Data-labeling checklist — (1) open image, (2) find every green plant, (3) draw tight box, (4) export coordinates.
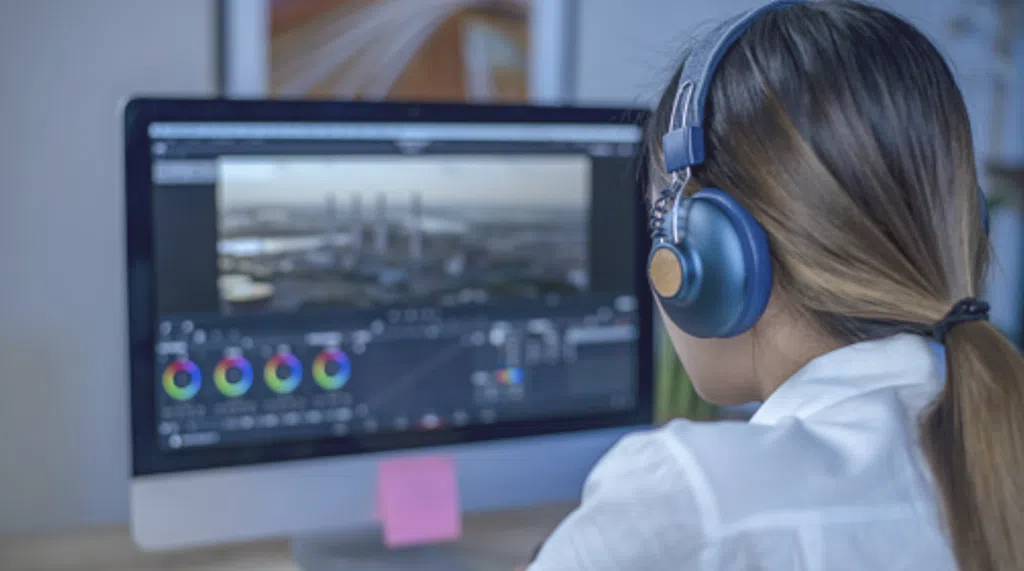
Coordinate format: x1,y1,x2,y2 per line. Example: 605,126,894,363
654,321,717,423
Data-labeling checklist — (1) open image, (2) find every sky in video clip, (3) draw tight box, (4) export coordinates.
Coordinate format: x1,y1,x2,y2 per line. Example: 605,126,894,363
215,154,592,314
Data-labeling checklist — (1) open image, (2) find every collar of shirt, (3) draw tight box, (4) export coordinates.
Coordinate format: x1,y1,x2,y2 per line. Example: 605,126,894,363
749,333,946,427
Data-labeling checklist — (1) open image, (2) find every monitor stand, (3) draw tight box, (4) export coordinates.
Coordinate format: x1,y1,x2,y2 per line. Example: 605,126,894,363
290,530,477,571
290,504,569,570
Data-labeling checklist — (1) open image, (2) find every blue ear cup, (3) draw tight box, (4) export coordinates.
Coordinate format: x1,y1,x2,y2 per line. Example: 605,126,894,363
650,188,773,338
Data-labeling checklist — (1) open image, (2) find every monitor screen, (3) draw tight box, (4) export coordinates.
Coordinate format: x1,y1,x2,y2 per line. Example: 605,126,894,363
127,102,652,475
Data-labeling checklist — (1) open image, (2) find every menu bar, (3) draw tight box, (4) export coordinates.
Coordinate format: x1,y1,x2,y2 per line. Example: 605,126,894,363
149,122,643,143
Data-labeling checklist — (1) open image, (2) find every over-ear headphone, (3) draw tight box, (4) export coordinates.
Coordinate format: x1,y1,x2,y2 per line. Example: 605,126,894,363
647,0,990,339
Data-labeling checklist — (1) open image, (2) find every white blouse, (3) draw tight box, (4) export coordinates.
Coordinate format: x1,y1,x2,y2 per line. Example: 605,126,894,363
527,334,958,570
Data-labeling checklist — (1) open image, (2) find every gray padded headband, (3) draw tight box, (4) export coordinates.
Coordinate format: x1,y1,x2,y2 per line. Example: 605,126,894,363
662,0,803,173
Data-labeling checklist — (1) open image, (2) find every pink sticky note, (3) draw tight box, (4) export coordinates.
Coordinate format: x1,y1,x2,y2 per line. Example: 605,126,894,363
376,455,462,548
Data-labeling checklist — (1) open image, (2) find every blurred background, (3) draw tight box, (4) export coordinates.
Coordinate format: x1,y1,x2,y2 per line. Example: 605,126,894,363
0,0,1020,538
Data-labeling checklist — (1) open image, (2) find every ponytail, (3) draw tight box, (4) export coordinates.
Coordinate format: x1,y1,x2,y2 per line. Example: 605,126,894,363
921,321,1024,570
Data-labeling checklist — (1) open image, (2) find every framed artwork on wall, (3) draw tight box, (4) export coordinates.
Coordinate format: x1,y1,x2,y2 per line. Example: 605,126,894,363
218,0,576,103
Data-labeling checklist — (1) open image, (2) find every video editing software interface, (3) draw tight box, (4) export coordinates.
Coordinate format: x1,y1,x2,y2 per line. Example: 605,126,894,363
148,120,643,452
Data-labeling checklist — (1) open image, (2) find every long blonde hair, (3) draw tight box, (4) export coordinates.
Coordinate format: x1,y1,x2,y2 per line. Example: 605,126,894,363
643,2,1024,569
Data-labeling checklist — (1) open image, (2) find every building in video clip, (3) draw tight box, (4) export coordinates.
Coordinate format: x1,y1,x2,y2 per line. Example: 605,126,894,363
215,155,592,314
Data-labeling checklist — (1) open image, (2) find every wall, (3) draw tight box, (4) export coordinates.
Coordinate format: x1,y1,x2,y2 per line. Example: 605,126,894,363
574,0,765,107
0,0,216,535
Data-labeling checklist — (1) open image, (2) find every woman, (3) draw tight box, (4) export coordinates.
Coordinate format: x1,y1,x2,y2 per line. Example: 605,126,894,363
523,1,1024,569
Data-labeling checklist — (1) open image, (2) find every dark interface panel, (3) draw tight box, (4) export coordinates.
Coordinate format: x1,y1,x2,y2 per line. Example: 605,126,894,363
148,121,643,451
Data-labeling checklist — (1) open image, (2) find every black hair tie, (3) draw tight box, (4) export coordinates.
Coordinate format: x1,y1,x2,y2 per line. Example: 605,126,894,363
932,298,990,344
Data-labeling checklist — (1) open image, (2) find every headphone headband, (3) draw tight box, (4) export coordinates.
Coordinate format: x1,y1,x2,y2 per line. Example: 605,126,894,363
662,0,803,173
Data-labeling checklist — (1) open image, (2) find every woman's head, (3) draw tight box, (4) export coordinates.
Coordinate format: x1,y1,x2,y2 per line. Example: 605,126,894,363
647,0,989,398
644,1,1024,569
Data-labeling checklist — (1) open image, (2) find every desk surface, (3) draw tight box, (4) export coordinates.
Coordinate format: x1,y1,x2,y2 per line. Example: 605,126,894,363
0,504,572,571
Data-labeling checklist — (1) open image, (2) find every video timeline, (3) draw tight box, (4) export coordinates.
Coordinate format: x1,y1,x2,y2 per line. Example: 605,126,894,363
155,294,640,450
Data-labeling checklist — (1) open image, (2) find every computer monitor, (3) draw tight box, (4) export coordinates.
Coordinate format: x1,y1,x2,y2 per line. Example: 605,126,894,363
123,99,653,552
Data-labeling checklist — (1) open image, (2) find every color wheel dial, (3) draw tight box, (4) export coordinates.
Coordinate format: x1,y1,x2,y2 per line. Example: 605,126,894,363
214,355,253,397
264,353,302,394
162,358,201,401
496,367,524,385
313,348,351,390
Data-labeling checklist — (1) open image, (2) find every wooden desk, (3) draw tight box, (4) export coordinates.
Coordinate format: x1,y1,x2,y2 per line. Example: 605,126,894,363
0,504,572,571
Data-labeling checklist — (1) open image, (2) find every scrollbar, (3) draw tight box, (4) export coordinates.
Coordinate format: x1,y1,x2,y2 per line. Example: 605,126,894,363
564,324,638,345
167,431,221,449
